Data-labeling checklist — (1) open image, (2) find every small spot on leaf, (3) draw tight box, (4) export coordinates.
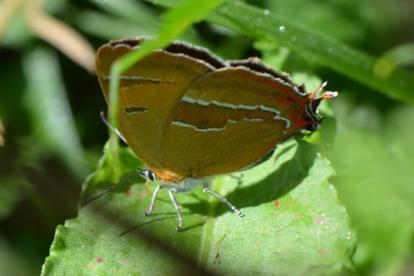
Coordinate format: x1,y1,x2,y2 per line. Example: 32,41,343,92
139,189,150,198
125,188,133,197
318,248,327,255
294,212,302,218
96,257,104,263
315,215,325,225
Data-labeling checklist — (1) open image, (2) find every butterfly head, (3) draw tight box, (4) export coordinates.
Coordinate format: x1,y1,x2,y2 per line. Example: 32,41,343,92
138,169,157,181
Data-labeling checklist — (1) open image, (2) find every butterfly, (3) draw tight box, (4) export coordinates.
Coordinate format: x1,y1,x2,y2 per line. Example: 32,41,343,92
95,38,337,230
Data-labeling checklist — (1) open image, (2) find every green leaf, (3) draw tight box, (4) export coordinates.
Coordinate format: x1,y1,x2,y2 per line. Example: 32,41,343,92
23,47,89,179
0,236,35,276
264,0,370,43
80,0,159,39
327,98,414,275
89,0,158,26
75,10,209,49
374,43,414,79
75,10,158,39
42,140,355,275
148,0,414,104
0,176,29,219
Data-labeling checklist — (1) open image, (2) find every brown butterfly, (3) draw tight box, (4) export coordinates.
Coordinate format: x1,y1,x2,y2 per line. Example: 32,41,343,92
95,38,337,230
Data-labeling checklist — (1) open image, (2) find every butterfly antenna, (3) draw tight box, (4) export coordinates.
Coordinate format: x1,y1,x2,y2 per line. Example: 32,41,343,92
100,111,128,144
308,81,328,100
319,91,338,99
80,173,136,207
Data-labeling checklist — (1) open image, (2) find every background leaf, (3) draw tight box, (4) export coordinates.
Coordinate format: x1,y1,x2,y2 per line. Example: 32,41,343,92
23,47,89,179
326,97,414,275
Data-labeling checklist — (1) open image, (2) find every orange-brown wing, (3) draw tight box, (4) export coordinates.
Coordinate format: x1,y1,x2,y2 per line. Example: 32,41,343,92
162,65,313,178
96,39,225,174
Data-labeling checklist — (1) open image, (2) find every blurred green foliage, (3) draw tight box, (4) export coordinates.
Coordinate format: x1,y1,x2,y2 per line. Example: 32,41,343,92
0,0,414,275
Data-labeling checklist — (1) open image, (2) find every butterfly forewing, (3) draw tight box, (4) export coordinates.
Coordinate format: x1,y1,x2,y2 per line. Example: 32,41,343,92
96,41,216,172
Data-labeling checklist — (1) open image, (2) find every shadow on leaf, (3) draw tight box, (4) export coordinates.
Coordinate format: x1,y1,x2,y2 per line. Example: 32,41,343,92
185,140,317,217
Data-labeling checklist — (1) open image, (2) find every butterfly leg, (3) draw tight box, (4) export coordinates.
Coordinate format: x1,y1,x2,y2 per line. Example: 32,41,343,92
145,185,166,216
202,187,244,217
168,189,183,231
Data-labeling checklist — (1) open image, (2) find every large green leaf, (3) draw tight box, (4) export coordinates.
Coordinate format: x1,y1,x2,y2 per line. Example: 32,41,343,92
42,140,355,275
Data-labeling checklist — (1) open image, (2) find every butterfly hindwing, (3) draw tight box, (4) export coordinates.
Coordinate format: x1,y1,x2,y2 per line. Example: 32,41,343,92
163,66,311,178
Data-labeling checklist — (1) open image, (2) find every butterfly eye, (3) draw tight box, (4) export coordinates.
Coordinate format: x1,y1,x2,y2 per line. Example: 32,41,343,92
138,169,157,181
